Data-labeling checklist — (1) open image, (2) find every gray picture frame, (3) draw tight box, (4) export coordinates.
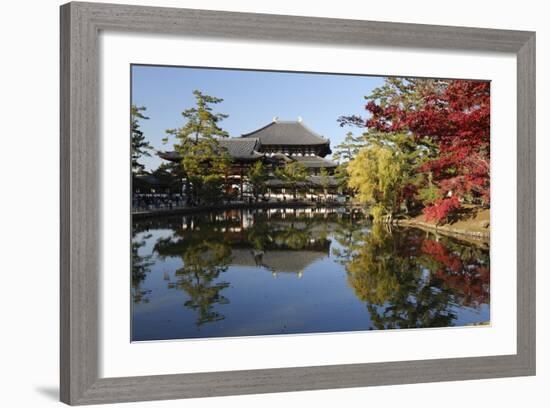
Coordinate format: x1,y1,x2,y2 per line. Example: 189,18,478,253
60,1,536,405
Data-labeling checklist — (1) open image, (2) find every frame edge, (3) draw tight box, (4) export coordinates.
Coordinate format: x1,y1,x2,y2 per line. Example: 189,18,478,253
60,1,537,404
516,32,536,376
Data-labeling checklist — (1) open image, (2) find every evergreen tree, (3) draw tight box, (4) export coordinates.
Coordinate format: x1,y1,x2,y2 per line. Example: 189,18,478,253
333,131,364,163
173,90,229,142
318,167,331,200
166,90,231,205
131,105,153,174
247,161,269,202
275,161,308,200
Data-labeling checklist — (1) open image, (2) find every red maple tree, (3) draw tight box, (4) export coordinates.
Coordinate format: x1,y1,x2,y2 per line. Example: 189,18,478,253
360,79,491,222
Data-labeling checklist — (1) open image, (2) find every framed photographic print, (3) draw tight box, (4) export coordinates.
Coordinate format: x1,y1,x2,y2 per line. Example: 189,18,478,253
60,1,536,405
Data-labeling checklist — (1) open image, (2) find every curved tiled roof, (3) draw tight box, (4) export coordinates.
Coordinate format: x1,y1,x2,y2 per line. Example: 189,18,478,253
293,155,337,168
218,138,263,160
158,137,264,162
241,120,329,146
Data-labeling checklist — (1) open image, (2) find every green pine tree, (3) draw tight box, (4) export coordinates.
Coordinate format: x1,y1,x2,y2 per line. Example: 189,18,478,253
165,90,231,205
247,161,269,202
131,105,153,174
276,161,308,200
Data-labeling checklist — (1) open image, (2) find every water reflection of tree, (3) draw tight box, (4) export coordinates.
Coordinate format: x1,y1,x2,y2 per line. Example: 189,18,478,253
330,216,368,261
275,224,312,250
151,209,341,325
419,238,490,308
335,223,490,329
245,221,272,251
131,234,153,303
156,237,232,328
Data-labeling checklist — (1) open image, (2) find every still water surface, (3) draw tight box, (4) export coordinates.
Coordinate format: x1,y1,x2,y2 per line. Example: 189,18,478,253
132,207,490,341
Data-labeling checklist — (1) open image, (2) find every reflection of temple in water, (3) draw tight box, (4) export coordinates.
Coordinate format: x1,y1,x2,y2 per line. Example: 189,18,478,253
242,208,337,278
178,207,355,230
149,207,350,279
230,246,329,279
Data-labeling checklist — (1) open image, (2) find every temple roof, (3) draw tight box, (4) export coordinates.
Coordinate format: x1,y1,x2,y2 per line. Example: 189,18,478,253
158,138,264,162
293,155,338,168
241,120,330,146
218,138,264,160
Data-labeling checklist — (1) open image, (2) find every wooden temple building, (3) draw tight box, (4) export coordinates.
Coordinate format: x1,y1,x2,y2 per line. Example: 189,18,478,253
152,118,342,201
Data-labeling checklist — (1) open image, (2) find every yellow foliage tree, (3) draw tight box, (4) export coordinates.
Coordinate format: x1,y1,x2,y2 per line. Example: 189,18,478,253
347,145,406,221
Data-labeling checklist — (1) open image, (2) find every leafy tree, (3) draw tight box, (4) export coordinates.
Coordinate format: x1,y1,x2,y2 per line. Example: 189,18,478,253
409,80,491,214
338,77,447,130
275,161,308,200
417,171,440,206
346,145,407,221
146,162,183,195
339,77,490,223
331,132,367,193
338,79,442,218
181,138,231,204
131,105,153,174
318,167,331,200
333,132,364,163
165,90,231,205
333,162,350,192
150,162,176,181
170,90,229,142
247,161,269,202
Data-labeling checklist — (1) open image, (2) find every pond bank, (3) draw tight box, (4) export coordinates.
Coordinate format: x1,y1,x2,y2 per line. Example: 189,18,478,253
394,207,490,243
133,201,350,220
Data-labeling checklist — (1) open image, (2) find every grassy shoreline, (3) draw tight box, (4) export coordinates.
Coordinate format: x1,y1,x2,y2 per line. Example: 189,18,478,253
395,207,490,243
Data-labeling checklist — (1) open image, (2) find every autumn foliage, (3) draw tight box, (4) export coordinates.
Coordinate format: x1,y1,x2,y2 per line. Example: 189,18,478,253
423,196,460,223
341,78,490,223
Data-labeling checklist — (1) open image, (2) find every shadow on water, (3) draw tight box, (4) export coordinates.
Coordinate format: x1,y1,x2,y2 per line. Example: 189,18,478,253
131,207,490,340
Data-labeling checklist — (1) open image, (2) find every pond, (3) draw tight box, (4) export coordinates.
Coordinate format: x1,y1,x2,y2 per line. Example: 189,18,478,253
132,207,490,341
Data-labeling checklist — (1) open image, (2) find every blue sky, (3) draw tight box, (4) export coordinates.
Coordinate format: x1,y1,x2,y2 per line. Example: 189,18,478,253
131,65,384,170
